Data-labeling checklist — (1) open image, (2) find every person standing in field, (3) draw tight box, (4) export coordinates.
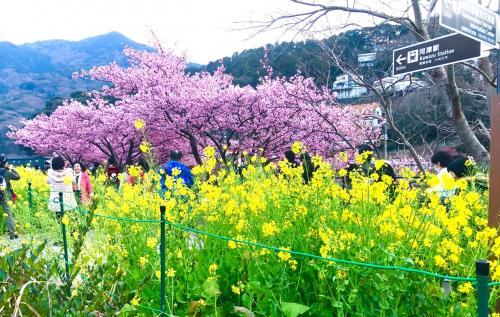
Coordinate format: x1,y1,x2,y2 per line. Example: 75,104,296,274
73,163,93,205
0,154,20,240
427,150,456,199
284,150,299,168
47,156,77,217
300,152,315,184
159,150,194,197
106,157,120,187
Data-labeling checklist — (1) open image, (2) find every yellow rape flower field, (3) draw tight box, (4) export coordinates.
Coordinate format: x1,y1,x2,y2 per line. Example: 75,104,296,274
0,149,499,316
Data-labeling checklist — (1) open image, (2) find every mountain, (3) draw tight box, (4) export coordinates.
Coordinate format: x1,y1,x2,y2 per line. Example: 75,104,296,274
1,25,410,156
0,32,151,156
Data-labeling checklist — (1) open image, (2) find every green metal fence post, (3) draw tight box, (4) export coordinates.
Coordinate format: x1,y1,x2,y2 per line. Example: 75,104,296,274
27,182,33,210
58,192,70,291
160,205,166,316
476,260,490,317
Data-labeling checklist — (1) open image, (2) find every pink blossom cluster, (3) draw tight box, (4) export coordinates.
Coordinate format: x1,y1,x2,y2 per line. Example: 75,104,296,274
8,47,379,166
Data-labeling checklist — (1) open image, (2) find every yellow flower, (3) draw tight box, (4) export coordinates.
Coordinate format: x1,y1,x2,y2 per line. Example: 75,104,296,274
288,259,298,270
204,146,216,158
134,119,145,130
458,282,473,295
61,215,70,226
337,270,348,280
171,167,181,177
71,289,78,297
434,255,446,268
278,248,291,261
167,268,176,278
338,152,348,163
139,256,148,268
209,263,218,275
262,221,279,237
128,165,140,178
155,271,161,279
442,173,456,190
146,237,157,249
231,285,241,295
355,151,372,164
338,169,347,177
131,296,140,306
139,141,150,153
24,223,31,229
374,160,385,170
291,141,304,154
228,240,237,249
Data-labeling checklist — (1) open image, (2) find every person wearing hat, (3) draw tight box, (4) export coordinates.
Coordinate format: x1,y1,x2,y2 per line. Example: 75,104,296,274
0,154,21,239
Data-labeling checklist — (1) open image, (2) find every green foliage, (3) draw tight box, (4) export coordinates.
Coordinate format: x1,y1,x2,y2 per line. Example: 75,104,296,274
204,24,409,87
281,302,310,317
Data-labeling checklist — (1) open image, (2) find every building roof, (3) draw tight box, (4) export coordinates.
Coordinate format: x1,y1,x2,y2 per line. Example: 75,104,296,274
344,102,380,114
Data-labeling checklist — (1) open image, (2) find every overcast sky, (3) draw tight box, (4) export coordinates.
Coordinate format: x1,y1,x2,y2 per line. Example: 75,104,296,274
0,0,307,63
2,1,498,63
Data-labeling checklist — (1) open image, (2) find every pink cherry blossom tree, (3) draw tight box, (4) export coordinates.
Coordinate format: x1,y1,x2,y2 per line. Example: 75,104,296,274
9,46,379,166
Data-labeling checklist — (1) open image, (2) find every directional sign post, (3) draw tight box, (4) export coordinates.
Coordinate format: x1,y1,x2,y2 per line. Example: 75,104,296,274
392,33,481,76
440,0,497,48
491,97,500,230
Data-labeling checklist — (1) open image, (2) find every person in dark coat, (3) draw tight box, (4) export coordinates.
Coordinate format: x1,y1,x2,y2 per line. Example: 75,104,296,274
284,150,299,168
0,154,21,239
300,153,315,184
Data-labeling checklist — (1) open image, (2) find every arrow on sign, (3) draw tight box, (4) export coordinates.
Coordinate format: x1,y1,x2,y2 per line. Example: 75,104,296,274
396,54,406,65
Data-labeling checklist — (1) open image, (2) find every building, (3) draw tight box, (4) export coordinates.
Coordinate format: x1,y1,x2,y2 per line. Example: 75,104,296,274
344,102,383,129
332,74,368,100
8,156,49,170
372,75,428,96
357,52,377,67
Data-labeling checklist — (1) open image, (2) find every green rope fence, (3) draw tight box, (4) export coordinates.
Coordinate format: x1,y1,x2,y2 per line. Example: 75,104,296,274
25,188,500,316
163,220,478,282
38,192,500,284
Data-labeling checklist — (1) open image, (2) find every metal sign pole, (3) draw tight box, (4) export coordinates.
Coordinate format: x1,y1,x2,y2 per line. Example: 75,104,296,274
490,4,500,230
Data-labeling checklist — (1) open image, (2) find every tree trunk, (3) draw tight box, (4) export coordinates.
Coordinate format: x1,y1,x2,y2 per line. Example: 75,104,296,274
411,0,489,164
446,65,490,164
180,129,203,165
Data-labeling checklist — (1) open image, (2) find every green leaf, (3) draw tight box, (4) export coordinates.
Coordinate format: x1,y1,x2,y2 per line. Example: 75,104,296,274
0,268,6,281
242,293,252,308
281,302,310,317
247,280,261,292
202,278,220,298
117,303,136,316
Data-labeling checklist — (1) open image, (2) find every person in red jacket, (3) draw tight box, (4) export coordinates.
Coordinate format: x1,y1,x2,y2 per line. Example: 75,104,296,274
73,163,93,205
